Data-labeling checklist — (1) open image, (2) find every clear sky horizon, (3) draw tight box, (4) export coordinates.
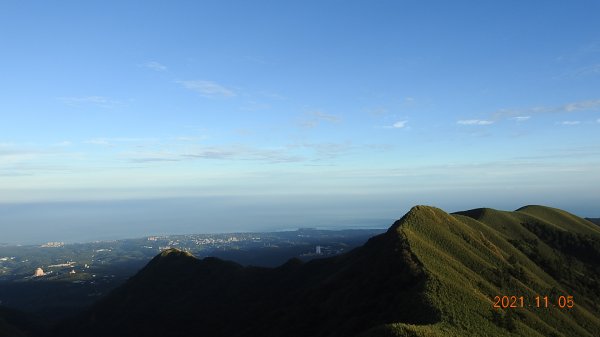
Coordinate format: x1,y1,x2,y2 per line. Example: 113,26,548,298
1,1,600,243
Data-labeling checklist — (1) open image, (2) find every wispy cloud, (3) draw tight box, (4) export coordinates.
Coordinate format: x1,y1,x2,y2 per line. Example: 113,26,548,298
597,118,600,124
84,137,158,147
313,111,340,123
258,90,286,100
512,116,531,122
367,107,388,116
122,141,367,165
563,99,600,112
559,120,581,125
176,80,235,98
490,99,600,120
121,144,304,164
85,139,112,146
0,143,79,177
392,120,408,128
382,120,409,129
184,146,302,163
174,136,206,142
513,145,600,160
556,41,600,63
124,151,180,163
57,96,123,108
292,142,355,160
568,64,600,78
240,100,271,111
457,119,494,125
300,111,341,128
142,61,167,71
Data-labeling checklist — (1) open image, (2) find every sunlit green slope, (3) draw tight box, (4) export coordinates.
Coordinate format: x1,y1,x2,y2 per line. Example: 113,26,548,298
367,205,600,337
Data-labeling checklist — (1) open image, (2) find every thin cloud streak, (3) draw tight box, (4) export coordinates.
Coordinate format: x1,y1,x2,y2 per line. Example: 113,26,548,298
300,111,341,128
490,99,600,120
123,141,381,165
457,119,494,125
142,61,167,71
177,80,236,98
84,137,159,146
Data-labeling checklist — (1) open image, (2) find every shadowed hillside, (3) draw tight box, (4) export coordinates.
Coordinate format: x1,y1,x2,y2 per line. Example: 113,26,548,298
50,205,600,337
0,306,44,337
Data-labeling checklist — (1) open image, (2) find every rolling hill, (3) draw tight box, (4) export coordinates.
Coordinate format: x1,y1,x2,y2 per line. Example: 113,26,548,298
50,205,600,337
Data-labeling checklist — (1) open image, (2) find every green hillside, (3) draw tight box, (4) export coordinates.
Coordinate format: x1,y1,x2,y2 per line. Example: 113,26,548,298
368,205,600,336
51,205,600,337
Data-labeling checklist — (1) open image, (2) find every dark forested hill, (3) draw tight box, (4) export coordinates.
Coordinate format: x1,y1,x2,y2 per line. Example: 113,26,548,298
50,205,600,337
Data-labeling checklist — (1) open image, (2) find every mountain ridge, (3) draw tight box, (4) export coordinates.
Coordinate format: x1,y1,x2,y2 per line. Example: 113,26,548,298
48,205,600,337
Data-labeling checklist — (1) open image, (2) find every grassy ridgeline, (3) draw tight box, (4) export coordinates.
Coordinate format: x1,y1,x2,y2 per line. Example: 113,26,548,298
370,205,600,337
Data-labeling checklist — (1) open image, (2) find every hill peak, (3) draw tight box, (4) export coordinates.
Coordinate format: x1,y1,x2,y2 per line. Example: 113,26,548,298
389,205,452,233
143,248,197,272
158,248,194,258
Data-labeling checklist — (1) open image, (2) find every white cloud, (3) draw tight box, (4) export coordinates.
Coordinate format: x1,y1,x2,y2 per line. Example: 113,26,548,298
392,121,408,128
597,118,600,124
560,121,581,125
512,116,530,122
177,80,235,98
457,119,494,125
142,61,167,71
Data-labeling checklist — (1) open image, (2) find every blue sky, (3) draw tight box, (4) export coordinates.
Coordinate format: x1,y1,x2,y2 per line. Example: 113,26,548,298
1,1,600,242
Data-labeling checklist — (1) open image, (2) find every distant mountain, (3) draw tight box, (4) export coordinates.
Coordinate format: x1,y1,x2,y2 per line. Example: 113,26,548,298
52,205,600,337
